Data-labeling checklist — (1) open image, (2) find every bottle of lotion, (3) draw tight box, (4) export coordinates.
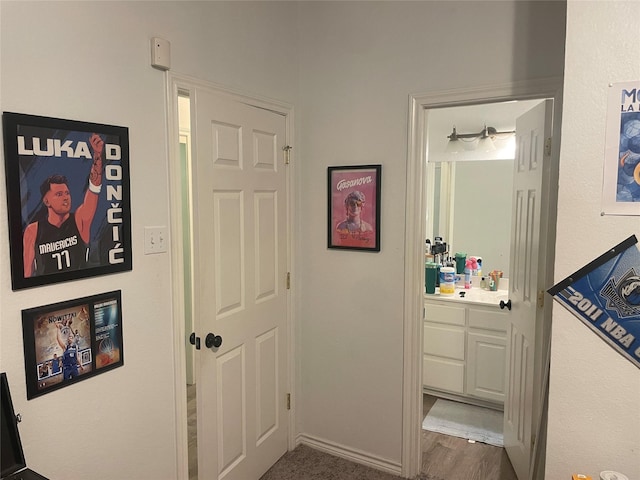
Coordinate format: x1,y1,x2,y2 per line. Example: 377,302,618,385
464,259,472,289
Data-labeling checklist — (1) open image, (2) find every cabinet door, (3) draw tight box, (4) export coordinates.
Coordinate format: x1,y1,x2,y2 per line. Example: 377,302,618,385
423,324,465,360
425,302,465,326
466,331,506,404
423,356,464,394
468,307,508,333
423,320,465,394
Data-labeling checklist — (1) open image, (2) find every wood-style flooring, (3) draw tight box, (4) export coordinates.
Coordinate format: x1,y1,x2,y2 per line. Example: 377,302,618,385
187,384,197,480
187,388,517,480
421,394,517,480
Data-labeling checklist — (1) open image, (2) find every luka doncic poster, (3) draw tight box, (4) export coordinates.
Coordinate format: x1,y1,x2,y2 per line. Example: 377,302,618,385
2,113,132,290
548,235,640,368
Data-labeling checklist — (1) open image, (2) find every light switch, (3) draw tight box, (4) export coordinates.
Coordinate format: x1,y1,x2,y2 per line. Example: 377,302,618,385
144,226,168,254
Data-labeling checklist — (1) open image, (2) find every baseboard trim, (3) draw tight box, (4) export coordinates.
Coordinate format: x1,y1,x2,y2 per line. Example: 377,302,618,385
295,433,403,477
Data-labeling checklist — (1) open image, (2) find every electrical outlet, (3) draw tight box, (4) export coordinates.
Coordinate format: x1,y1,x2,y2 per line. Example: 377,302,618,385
144,226,168,254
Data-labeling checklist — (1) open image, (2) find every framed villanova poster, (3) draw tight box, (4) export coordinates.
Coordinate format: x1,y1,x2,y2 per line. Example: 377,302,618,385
22,290,124,399
327,164,381,252
2,113,132,290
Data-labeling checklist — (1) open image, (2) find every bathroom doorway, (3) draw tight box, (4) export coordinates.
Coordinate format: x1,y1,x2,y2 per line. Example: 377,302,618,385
402,79,563,479
421,98,542,478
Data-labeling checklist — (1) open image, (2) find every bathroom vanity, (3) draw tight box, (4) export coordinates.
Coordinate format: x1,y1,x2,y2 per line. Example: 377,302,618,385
423,287,509,407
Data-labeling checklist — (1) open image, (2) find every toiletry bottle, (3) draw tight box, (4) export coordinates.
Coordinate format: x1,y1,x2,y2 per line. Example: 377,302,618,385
464,259,472,289
477,258,482,277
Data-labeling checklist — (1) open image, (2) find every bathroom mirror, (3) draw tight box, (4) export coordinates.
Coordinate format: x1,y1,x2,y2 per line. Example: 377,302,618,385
425,159,513,275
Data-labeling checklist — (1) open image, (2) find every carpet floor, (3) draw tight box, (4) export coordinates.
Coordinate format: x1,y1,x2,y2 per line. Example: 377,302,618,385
260,444,411,480
191,392,514,479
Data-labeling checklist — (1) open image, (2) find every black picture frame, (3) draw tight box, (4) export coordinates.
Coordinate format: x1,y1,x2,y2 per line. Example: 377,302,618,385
2,112,132,290
328,164,381,252
22,290,124,400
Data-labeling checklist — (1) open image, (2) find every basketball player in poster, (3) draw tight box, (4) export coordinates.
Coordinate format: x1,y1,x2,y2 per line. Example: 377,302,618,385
55,321,83,381
22,133,104,277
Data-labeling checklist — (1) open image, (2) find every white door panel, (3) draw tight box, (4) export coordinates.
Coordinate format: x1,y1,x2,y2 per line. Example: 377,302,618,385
255,192,278,302
192,87,289,480
217,345,246,476
504,99,553,480
256,328,279,443
214,191,245,316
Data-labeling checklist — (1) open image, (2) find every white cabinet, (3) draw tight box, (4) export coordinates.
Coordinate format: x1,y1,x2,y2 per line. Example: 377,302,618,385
466,331,506,403
422,303,466,394
424,299,508,406
466,307,508,403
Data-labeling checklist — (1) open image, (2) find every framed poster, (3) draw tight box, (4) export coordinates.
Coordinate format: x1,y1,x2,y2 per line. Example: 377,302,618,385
2,112,132,290
328,164,381,251
22,290,124,399
602,81,640,215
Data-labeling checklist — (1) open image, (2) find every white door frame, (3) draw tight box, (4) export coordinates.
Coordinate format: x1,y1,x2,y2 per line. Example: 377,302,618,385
402,78,563,478
165,72,297,479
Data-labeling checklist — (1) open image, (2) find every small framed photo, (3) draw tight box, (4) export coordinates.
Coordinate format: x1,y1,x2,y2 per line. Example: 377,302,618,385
2,112,132,290
328,164,381,252
22,290,124,399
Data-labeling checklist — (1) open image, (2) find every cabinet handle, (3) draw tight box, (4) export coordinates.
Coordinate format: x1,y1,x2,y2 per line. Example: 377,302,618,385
499,299,512,311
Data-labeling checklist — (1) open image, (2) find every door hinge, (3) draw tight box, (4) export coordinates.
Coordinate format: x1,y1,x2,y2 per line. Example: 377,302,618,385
537,290,545,309
286,393,291,410
283,145,292,165
544,137,552,156
286,272,291,290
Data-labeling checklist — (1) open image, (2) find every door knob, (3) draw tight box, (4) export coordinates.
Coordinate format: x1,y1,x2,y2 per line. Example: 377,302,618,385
205,333,223,349
499,299,512,311
189,332,201,350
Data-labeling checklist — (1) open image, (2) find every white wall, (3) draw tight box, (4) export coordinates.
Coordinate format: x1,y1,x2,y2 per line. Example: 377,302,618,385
452,160,513,276
546,1,640,479
0,2,298,479
296,0,566,466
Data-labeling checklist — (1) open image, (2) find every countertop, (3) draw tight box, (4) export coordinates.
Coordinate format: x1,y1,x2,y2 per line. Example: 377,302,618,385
424,287,509,307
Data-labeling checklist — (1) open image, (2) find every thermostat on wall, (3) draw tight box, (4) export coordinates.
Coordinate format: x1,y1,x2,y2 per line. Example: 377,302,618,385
151,37,171,71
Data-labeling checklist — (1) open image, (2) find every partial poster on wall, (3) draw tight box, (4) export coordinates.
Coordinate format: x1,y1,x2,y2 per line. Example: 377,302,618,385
22,290,124,399
2,112,132,290
547,235,640,369
602,82,640,215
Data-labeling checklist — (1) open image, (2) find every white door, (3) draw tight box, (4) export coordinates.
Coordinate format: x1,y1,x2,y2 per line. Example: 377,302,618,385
191,86,290,480
504,99,553,480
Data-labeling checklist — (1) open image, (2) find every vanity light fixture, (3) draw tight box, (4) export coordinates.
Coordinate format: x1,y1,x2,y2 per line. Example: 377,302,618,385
445,125,516,154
